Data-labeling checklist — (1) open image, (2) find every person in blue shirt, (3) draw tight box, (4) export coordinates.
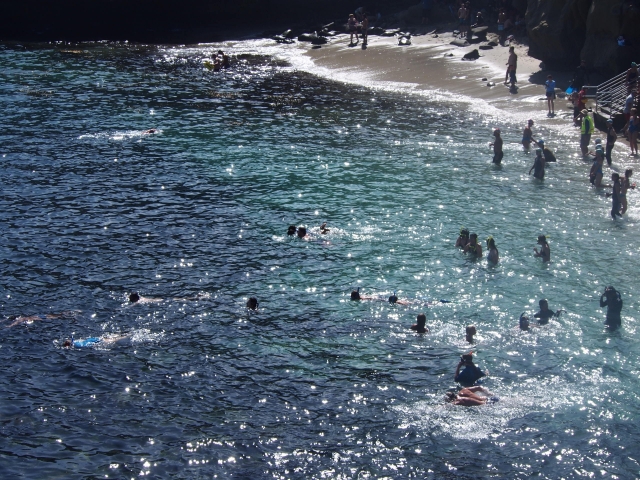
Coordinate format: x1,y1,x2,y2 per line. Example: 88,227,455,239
545,75,556,116
454,352,487,385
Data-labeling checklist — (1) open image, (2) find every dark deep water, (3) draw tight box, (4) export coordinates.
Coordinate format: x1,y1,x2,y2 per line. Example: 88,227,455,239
1,41,639,479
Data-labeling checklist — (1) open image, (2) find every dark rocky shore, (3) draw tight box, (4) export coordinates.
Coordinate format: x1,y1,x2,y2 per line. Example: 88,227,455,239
2,0,639,75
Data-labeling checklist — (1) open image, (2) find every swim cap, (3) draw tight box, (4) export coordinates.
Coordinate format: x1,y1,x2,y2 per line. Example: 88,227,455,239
595,138,602,144
607,119,613,123
536,148,542,154
460,228,469,236
528,119,534,125
493,129,500,135
538,138,544,144
632,62,637,67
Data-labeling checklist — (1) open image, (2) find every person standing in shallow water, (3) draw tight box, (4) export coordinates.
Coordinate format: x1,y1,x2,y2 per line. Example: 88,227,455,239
620,169,635,215
490,129,503,164
600,286,622,329
606,173,623,219
506,46,517,86
545,75,556,116
533,235,550,262
529,148,545,179
605,119,617,166
522,119,534,151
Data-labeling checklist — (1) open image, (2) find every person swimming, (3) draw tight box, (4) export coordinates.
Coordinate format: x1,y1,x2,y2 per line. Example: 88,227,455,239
287,225,297,236
5,310,79,328
63,333,130,348
454,352,488,385
297,227,307,239
388,291,411,305
519,313,531,330
465,325,477,343
445,386,496,406
411,313,429,333
534,299,563,325
246,297,258,310
486,236,499,263
320,222,330,234
350,288,377,301
533,235,550,262
455,228,470,248
464,233,483,258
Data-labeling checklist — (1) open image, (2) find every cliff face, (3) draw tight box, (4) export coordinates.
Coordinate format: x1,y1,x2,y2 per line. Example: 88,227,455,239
526,0,640,74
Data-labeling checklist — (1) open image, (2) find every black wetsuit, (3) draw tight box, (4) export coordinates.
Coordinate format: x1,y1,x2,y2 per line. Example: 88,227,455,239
600,292,622,328
534,309,554,325
533,155,545,179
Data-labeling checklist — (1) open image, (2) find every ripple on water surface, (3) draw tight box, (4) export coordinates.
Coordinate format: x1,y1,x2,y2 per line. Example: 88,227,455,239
0,42,638,479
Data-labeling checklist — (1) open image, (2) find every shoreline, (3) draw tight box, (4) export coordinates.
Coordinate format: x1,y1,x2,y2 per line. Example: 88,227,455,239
290,26,636,159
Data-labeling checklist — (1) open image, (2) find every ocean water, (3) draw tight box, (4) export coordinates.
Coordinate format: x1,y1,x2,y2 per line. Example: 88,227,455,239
0,40,639,479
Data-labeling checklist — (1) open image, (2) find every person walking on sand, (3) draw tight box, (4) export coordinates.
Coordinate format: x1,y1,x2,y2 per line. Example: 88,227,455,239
490,128,503,164
361,14,369,45
506,46,517,86
545,75,556,116
348,14,359,45
620,168,635,215
605,119,617,166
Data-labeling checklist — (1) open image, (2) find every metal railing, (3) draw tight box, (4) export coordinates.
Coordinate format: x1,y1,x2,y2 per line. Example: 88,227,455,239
589,70,636,116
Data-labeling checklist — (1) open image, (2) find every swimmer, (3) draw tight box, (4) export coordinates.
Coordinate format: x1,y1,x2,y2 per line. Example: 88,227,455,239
144,129,157,134
463,233,483,258
455,228,470,248
297,226,307,239
217,50,230,68
454,352,487,385
518,313,531,330
600,286,622,329
445,386,495,406
529,148,545,179
522,119,534,151
620,169,636,215
5,310,79,328
63,333,130,349
465,325,477,343
246,297,258,310
350,288,377,301
287,225,297,236
411,313,429,333
320,222,330,234
534,299,563,325
128,292,163,304
535,138,557,163
533,235,550,262
388,292,411,305
589,148,606,187
486,236,499,263
490,128,503,164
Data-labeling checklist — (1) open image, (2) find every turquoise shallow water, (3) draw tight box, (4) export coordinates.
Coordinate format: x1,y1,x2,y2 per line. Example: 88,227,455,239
0,41,639,479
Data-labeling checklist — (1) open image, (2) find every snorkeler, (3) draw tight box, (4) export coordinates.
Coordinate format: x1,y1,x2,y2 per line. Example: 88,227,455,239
600,286,622,329
350,288,377,301
454,352,487,385
445,386,496,406
518,313,532,330
297,227,308,239
534,299,563,325
486,236,499,263
5,310,79,328
63,333,130,348
388,292,411,305
287,225,297,235
455,228,470,248
246,297,259,310
411,313,429,333
490,128,503,164
533,235,550,262
464,233,483,258
529,148,545,179
320,222,330,234
465,325,477,343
